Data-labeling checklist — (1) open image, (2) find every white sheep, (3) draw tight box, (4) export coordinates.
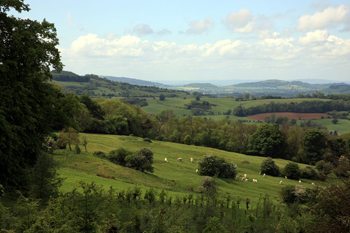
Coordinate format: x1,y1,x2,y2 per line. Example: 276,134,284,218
311,182,315,185
195,169,199,173
244,178,248,182
177,157,182,162
284,176,288,179
243,174,247,178
299,180,302,183
263,173,266,177
164,157,168,162
190,157,194,163
252,179,258,183
279,180,283,184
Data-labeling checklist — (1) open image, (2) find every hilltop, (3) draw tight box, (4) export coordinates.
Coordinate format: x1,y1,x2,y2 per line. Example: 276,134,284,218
51,71,187,98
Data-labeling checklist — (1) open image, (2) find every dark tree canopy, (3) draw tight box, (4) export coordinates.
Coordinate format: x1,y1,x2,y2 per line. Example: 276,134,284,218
0,0,62,189
248,124,286,157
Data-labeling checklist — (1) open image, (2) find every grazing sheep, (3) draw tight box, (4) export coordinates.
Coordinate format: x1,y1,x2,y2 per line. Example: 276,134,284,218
177,158,182,162
244,178,248,182
190,157,194,163
164,157,168,162
263,173,266,177
299,180,302,183
195,169,199,173
311,182,315,185
243,174,247,178
284,176,288,179
279,180,283,184
252,179,258,183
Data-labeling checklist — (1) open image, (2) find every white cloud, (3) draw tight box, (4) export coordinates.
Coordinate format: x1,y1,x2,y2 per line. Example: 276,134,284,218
298,5,349,31
61,32,350,81
224,9,254,33
185,18,213,34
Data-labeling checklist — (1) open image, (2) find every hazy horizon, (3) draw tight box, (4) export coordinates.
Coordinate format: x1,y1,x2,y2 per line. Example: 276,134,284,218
20,0,350,82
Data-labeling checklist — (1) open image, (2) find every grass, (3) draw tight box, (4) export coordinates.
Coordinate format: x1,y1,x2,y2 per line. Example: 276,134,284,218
55,133,335,204
313,118,350,135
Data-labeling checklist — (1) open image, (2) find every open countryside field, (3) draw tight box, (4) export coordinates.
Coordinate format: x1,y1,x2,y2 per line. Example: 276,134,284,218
142,96,330,116
248,112,329,121
54,133,334,204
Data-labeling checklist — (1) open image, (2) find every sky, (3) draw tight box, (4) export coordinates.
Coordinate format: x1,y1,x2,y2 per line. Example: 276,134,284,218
16,0,350,84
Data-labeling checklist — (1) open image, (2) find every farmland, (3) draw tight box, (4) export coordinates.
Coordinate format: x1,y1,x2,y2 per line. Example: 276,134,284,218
54,133,332,204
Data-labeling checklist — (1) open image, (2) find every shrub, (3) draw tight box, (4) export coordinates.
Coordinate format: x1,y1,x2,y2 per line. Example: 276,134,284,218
123,148,154,173
93,151,106,159
334,156,350,178
301,166,318,180
198,156,237,179
143,138,152,143
283,163,301,180
260,157,280,177
109,148,132,166
315,160,333,176
281,185,318,204
74,144,81,154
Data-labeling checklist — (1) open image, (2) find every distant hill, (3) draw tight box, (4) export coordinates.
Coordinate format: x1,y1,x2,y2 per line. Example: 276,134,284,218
104,76,168,88
51,71,187,98
174,79,350,96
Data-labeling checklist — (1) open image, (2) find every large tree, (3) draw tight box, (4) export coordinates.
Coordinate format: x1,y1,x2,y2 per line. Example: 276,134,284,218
248,124,286,157
0,0,62,189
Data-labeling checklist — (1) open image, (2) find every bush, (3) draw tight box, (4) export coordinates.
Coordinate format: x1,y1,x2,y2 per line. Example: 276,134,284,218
283,163,301,180
301,166,318,180
334,156,350,178
198,156,237,179
93,151,107,159
125,154,153,173
74,144,81,154
281,185,318,204
260,157,280,177
143,138,152,143
109,148,132,166
315,160,333,176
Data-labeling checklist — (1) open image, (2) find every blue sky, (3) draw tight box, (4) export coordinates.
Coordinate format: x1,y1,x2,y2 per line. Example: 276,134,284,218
18,0,350,84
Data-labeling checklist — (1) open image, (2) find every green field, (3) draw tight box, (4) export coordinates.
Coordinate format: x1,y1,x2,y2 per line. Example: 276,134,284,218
313,118,350,135
55,133,333,204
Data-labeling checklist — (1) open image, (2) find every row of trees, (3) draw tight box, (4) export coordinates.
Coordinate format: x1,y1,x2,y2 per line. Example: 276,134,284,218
62,94,350,167
232,100,350,116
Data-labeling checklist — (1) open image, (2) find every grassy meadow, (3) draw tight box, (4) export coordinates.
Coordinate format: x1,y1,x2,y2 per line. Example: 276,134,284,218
54,133,334,205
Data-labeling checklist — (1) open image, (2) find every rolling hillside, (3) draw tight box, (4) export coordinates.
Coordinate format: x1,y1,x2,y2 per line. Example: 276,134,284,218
51,71,187,97
55,133,333,204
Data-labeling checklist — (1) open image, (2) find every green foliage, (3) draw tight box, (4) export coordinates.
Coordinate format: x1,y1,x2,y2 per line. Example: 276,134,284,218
108,148,132,166
58,127,80,151
300,166,318,180
283,163,301,180
0,0,62,189
260,157,280,177
302,130,327,164
310,180,350,233
315,160,333,176
202,217,227,233
334,156,350,178
159,94,166,101
74,144,81,154
249,124,286,157
198,156,237,179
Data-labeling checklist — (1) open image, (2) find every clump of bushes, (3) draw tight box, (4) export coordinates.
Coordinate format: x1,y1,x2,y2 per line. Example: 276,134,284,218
300,166,318,180
260,157,280,177
281,185,318,204
198,156,237,179
108,148,154,173
283,163,301,180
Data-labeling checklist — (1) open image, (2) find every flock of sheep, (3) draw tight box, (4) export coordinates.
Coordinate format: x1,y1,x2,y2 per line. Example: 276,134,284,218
163,156,316,186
